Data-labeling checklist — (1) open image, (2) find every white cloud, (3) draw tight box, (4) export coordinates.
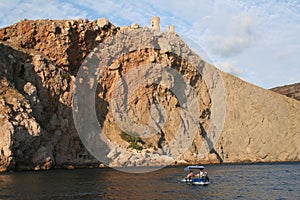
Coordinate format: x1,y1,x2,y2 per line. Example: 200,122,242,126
0,0,298,88
0,0,86,27
150,0,214,22
72,0,157,26
183,0,300,88
0,0,19,10
215,61,245,77
185,2,262,58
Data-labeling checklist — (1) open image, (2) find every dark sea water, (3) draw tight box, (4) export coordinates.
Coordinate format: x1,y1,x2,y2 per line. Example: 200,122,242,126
0,162,299,200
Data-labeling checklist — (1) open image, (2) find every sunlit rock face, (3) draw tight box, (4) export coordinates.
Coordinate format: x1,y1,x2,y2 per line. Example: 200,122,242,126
0,19,299,172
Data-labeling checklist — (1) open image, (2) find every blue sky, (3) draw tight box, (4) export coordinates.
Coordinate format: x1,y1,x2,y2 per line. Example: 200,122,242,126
0,0,299,88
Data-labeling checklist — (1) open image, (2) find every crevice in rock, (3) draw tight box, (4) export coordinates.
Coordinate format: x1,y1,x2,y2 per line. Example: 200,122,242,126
200,124,223,163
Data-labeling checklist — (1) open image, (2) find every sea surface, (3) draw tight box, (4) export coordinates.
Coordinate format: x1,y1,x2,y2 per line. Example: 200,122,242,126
0,162,299,199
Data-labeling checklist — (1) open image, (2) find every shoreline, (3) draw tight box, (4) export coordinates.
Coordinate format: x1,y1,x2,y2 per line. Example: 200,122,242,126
2,160,299,173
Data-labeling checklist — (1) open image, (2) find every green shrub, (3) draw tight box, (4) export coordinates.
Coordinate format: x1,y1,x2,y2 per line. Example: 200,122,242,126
129,142,143,150
61,73,71,82
120,131,143,143
120,131,144,150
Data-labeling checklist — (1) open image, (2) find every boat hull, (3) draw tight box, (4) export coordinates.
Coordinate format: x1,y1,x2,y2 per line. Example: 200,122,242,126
192,181,210,185
180,178,192,183
191,178,209,186
181,177,210,185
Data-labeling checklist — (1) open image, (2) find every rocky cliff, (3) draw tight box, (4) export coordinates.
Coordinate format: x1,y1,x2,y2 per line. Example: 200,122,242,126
271,82,300,101
0,19,299,172
0,18,116,171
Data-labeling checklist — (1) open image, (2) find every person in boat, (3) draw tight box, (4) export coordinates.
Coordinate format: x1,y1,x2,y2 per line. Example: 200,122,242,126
186,171,194,180
203,169,208,176
199,168,204,177
202,169,209,181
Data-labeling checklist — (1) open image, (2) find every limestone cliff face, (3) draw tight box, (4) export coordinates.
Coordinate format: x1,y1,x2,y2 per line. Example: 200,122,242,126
216,74,300,163
0,19,299,171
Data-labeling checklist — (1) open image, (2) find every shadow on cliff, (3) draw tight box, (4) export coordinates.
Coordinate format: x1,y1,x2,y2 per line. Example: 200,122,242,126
0,43,101,170
200,124,223,163
0,40,223,170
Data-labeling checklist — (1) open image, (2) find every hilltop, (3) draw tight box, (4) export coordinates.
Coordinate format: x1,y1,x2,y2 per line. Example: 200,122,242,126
271,82,300,101
0,18,299,172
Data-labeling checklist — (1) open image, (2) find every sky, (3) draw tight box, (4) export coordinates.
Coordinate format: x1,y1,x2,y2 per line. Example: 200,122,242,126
0,0,299,89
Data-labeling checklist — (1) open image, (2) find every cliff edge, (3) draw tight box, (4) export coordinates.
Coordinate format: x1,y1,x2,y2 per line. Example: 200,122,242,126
0,19,299,171
271,82,300,101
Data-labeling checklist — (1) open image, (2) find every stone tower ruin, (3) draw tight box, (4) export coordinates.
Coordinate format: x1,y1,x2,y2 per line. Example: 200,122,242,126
150,16,160,30
167,25,174,32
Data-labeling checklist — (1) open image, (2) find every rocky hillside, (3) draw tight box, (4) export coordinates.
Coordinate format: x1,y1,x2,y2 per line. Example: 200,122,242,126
0,19,299,172
0,18,117,171
271,82,300,101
